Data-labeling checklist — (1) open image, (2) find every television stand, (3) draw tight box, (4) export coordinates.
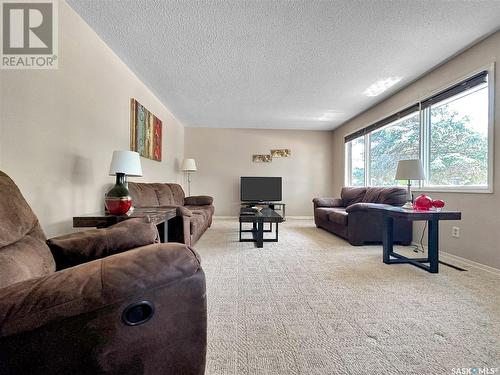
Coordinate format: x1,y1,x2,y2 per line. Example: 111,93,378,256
241,202,286,220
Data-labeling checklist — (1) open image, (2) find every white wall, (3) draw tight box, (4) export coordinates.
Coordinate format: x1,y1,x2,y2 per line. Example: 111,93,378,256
0,1,185,237
185,127,334,217
331,31,500,269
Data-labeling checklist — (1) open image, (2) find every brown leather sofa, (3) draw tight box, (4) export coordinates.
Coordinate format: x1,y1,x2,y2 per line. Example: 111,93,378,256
313,186,412,246
128,182,214,246
0,171,207,375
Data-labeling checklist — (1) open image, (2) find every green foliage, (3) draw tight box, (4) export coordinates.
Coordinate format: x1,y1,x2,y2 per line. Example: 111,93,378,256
352,106,488,187
352,167,364,186
369,114,420,186
429,106,487,186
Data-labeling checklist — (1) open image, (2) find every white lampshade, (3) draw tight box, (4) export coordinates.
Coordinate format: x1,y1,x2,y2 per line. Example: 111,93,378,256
181,158,197,172
395,159,425,180
109,150,143,176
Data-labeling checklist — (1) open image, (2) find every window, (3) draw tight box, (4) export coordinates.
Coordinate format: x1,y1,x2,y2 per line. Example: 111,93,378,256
345,68,493,192
369,112,420,186
346,136,365,186
428,83,489,187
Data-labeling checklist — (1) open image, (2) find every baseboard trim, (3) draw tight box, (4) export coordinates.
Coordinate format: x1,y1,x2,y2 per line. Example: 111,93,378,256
440,251,500,275
410,241,500,275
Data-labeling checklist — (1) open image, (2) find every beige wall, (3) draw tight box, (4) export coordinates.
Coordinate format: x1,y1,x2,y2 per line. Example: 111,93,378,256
332,31,500,269
185,128,334,217
0,1,184,237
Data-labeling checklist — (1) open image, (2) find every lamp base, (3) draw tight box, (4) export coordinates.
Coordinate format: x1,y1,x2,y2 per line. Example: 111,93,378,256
402,202,414,210
105,173,132,215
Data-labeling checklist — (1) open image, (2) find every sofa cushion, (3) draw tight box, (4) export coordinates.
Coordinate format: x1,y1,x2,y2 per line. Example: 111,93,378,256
341,187,367,207
153,183,185,206
0,228,56,288
315,208,331,222
0,171,56,288
128,183,160,207
363,187,407,205
327,209,348,226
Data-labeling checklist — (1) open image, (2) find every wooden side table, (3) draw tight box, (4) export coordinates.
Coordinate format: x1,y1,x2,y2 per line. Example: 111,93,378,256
73,207,177,243
368,205,461,273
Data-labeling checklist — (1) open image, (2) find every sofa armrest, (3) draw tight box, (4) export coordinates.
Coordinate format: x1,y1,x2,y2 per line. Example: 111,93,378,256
47,218,159,269
178,205,193,217
313,197,343,208
345,202,393,213
184,195,213,206
158,204,193,217
0,242,201,337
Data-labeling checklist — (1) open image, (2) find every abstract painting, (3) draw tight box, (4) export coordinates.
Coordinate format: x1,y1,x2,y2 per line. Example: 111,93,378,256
253,154,272,163
130,99,162,161
271,149,291,157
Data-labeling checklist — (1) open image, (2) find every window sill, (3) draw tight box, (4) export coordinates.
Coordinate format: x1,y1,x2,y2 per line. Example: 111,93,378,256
412,187,493,194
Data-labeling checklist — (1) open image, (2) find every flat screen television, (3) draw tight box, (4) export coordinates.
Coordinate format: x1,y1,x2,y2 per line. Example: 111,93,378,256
240,177,282,202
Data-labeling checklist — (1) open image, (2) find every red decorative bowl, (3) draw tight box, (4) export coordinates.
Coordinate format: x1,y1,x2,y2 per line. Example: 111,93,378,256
414,195,433,210
432,199,445,209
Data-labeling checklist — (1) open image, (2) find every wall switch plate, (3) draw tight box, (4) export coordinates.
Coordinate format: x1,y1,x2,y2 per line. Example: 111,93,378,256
452,226,460,238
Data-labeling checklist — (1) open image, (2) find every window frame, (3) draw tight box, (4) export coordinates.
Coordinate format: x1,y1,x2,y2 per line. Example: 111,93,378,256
344,63,495,193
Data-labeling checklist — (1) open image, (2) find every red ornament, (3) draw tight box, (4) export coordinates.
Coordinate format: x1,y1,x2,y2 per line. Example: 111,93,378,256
414,195,433,210
432,199,445,209
105,197,132,215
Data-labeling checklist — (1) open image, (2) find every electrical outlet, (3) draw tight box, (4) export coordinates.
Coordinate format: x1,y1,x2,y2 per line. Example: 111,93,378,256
452,226,460,238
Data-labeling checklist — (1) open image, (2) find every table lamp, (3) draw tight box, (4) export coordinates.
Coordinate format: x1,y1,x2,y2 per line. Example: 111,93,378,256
181,158,197,196
395,159,425,210
105,150,143,215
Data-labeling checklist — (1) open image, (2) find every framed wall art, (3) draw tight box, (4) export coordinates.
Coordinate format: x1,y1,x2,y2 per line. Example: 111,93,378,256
130,99,162,161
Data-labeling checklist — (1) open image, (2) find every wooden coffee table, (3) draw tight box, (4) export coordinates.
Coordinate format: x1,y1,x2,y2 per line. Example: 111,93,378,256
73,207,177,243
368,205,461,273
239,207,284,248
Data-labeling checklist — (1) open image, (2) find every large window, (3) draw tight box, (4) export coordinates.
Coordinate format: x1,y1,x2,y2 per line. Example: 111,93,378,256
428,83,489,187
369,112,420,186
346,136,365,186
345,69,493,192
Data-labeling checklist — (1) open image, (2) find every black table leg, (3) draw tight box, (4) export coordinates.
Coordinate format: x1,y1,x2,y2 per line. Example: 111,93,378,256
428,218,439,273
256,221,264,248
158,222,168,243
383,216,394,264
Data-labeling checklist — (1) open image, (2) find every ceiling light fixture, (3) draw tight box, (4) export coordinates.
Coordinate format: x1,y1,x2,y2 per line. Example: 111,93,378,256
318,110,344,121
363,77,402,97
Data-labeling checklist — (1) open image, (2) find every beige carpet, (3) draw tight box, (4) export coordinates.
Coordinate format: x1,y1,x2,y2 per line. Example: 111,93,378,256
195,219,500,375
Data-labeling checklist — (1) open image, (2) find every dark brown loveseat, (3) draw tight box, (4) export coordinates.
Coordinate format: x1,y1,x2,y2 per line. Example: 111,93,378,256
0,171,207,374
128,183,214,246
313,186,412,246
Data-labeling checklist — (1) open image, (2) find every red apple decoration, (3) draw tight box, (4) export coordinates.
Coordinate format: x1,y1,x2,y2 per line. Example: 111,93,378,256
414,195,433,210
432,199,445,209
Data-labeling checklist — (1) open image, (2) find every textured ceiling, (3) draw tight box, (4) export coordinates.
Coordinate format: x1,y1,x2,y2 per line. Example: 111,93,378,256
67,0,500,130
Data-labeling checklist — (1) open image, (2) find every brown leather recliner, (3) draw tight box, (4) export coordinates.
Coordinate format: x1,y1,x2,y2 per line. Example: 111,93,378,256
128,182,214,246
0,171,207,375
313,186,412,246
